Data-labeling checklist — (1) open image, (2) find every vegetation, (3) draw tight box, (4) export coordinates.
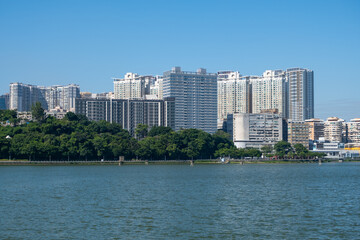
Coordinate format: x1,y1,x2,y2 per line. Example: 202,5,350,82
0,107,326,161
270,141,326,159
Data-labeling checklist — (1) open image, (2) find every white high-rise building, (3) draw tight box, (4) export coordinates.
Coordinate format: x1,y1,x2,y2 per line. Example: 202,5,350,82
163,67,217,133
217,71,251,123
150,76,163,99
10,83,80,112
113,73,153,99
10,83,48,111
287,68,314,121
251,70,287,118
47,84,80,111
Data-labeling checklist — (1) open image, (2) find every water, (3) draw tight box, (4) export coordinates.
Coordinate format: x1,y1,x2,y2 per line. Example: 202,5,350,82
0,163,359,239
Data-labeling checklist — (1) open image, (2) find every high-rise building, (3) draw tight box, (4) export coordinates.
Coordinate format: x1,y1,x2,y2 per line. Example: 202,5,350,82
230,112,285,149
324,117,344,142
75,98,175,136
113,73,153,99
216,68,313,125
287,68,314,121
150,76,163,99
217,71,251,123
287,120,309,148
347,118,360,143
251,70,288,118
9,83,80,112
305,118,325,141
0,94,9,110
47,84,80,111
10,83,48,111
163,67,217,133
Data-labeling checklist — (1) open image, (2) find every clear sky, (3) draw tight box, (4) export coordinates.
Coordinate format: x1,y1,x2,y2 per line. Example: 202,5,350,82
0,0,359,120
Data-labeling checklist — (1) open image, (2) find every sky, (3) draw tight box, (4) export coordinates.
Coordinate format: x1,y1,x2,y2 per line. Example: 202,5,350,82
0,0,359,120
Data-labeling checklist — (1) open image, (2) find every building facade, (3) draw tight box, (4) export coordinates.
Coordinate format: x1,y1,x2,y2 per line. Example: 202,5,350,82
47,84,80,111
230,113,284,149
217,71,251,123
287,68,314,121
0,94,9,110
324,117,344,142
9,83,80,112
251,70,288,118
305,118,325,141
163,67,217,133
10,83,48,111
113,73,153,99
75,98,175,136
287,120,309,148
347,118,360,143
150,76,163,99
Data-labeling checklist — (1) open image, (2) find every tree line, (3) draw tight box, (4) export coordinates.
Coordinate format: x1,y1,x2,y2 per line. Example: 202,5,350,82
0,107,325,161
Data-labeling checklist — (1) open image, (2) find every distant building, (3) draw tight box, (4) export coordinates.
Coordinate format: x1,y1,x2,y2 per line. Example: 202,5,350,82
346,118,360,143
46,107,68,119
287,120,309,148
75,98,175,136
251,70,288,118
217,71,251,125
305,118,324,141
10,83,48,111
0,93,9,110
216,68,314,125
324,117,344,142
17,112,32,121
230,113,285,149
113,73,153,99
150,76,163,99
287,68,314,121
80,92,113,99
9,83,80,112
47,84,80,111
163,67,217,133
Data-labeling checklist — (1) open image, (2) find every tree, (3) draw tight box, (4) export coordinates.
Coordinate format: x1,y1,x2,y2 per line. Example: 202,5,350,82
274,141,293,156
31,102,45,122
135,124,148,140
64,112,79,122
293,144,309,155
261,145,273,154
148,126,173,137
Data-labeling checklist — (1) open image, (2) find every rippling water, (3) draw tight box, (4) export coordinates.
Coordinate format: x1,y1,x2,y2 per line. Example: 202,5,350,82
1,163,359,239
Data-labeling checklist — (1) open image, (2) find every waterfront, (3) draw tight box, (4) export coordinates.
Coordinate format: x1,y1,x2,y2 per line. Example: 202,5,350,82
1,163,359,239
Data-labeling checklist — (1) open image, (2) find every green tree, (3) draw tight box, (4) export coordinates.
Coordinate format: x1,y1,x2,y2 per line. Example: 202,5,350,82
31,102,45,122
135,124,148,140
148,126,173,137
274,141,293,156
293,144,309,155
261,145,273,154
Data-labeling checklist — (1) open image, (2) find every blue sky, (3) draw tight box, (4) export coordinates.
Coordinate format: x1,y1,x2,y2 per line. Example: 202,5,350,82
0,0,359,120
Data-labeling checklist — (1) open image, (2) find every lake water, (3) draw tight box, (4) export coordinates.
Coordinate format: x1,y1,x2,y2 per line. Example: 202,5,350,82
0,163,359,239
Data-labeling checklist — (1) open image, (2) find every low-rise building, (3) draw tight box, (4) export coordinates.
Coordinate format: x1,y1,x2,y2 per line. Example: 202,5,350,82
324,117,344,142
287,120,309,148
75,97,175,136
347,118,360,143
230,113,284,149
46,107,68,119
305,118,324,141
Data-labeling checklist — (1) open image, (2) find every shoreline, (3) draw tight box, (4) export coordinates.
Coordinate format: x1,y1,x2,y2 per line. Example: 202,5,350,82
0,159,359,166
